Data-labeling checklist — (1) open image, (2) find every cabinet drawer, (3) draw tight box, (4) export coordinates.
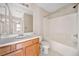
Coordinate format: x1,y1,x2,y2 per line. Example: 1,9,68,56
0,46,11,55
16,43,24,50
23,40,33,47
32,38,39,44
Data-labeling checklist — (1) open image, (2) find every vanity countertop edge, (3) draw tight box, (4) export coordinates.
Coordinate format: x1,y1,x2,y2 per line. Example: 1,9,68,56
0,36,41,47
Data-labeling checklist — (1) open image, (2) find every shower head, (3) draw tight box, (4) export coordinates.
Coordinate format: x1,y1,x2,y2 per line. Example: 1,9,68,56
73,3,79,8
73,5,77,8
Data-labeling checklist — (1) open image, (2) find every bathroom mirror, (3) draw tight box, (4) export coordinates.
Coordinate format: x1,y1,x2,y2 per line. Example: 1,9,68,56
0,3,33,38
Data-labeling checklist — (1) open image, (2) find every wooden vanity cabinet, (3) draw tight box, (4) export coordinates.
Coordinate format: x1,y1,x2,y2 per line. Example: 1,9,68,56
0,46,11,56
0,38,40,56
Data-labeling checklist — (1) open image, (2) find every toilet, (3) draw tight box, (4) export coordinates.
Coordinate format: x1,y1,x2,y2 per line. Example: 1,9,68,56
41,40,50,55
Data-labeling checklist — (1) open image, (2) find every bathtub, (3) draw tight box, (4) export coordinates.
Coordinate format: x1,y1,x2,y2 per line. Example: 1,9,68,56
47,39,79,56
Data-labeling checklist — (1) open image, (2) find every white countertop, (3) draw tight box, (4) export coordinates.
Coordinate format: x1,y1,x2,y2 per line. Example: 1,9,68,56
0,35,41,47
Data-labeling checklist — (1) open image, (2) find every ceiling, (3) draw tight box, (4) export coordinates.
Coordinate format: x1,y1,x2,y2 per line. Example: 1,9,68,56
36,3,72,13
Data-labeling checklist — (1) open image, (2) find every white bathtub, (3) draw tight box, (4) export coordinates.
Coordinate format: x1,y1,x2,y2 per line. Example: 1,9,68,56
47,40,79,56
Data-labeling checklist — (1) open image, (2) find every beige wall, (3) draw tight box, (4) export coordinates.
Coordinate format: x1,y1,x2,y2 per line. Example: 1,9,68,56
31,4,48,36
24,14,33,33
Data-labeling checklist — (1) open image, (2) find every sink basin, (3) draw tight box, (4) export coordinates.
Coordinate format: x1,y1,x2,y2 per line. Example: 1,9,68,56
15,34,33,39
15,36,25,39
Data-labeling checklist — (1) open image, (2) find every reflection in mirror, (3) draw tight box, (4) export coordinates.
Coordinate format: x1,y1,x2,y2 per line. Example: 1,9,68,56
0,3,33,39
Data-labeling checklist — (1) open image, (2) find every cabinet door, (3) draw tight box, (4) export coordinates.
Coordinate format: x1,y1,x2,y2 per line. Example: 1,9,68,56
25,46,33,56
6,49,24,56
33,43,40,56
